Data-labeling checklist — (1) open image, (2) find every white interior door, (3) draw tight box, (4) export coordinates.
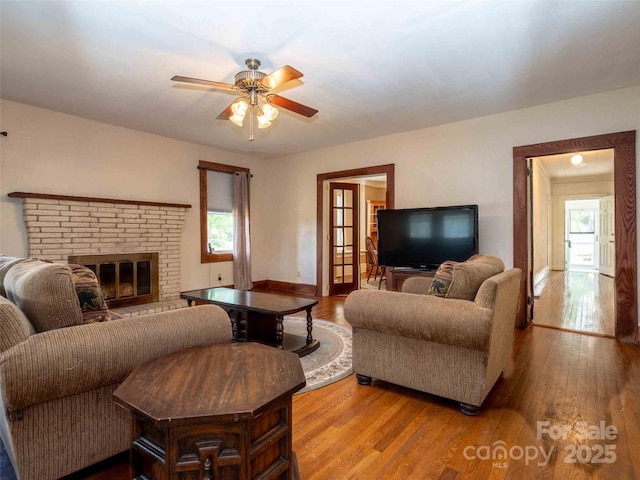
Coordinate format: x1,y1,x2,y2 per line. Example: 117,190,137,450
564,210,572,270
599,195,615,277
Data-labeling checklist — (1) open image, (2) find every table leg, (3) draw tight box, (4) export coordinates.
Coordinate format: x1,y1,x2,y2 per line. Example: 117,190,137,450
306,308,313,344
276,314,284,349
227,308,238,341
239,310,248,342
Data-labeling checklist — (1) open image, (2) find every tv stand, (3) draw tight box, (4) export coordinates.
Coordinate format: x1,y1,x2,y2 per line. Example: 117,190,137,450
385,267,435,292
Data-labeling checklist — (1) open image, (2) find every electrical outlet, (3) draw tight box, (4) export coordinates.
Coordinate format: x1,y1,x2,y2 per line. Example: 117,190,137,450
218,274,222,282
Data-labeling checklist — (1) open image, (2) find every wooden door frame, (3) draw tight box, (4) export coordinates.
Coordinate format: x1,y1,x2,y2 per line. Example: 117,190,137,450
316,164,395,296
513,131,637,343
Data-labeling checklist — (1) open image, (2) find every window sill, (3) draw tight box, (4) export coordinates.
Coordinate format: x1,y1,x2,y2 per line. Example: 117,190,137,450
202,252,233,263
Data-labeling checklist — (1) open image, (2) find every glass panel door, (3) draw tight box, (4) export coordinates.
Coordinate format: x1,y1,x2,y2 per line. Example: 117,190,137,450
329,182,359,295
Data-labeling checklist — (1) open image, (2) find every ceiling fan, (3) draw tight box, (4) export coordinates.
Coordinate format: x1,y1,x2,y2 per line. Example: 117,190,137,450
172,58,318,141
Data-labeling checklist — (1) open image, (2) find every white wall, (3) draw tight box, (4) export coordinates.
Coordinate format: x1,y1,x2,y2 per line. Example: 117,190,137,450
0,100,269,290
264,86,640,290
532,161,552,278
2,85,639,298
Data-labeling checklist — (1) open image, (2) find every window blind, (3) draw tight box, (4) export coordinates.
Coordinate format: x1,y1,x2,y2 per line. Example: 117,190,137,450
206,170,233,213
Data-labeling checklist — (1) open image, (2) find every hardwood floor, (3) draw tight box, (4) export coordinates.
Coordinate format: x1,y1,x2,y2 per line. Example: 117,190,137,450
533,270,615,337
8,287,640,480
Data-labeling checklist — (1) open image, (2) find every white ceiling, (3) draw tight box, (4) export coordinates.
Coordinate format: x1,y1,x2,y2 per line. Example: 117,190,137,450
535,149,614,179
2,1,640,159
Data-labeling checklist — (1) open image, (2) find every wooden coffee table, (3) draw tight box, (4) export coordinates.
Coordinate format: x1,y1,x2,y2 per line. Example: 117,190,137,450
113,342,305,480
180,288,320,357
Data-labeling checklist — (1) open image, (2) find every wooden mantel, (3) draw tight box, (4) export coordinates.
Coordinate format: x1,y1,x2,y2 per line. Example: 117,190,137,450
8,192,191,209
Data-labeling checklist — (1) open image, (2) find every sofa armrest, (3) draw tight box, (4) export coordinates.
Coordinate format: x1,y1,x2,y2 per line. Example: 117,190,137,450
344,290,492,350
401,277,433,295
0,305,232,410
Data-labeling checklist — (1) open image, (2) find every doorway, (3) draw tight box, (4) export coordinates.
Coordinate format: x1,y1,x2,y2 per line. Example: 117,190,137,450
316,165,395,297
529,152,616,337
532,188,615,338
513,130,637,343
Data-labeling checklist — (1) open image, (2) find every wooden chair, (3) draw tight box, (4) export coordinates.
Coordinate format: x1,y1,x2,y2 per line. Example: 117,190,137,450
365,236,385,289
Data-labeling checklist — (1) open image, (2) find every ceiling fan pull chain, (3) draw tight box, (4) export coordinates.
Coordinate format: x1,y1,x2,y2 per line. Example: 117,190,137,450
249,106,255,142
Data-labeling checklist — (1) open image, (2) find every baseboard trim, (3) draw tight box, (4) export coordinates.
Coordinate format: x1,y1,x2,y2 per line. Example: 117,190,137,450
252,280,316,296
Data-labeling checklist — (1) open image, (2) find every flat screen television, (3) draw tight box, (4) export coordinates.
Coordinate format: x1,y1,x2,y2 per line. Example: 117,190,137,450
377,204,479,270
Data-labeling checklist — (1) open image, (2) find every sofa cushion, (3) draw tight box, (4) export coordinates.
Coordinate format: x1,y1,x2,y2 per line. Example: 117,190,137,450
4,259,85,332
428,260,456,297
69,264,111,323
0,255,27,298
0,296,35,353
428,254,505,301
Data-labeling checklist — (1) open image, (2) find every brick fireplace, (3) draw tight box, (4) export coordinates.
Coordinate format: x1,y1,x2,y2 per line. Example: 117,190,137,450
9,192,191,314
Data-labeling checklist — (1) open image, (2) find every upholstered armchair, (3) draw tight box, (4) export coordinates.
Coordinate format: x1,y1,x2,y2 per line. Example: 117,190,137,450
344,255,521,415
0,256,233,480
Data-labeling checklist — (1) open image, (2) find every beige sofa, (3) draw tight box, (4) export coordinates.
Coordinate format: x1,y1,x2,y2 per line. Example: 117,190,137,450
345,255,521,415
0,256,232,480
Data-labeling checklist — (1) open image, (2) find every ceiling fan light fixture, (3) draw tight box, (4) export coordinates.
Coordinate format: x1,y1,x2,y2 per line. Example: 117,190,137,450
256,113,272,129
262,103,279,121
229,112,245,127
232,99,249,116
229,100,249,126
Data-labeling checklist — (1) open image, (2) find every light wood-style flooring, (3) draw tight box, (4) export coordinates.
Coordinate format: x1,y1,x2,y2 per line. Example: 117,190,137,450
50,285,640,479
533,270,615,337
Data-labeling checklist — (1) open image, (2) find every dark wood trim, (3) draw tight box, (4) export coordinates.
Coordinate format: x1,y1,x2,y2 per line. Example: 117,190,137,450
7,192,191,209
513,130,637,343
252,280,270,290
198,160,250,174
512,154,528,328
198,161,250,264
613,138,637,342
316,164,395,297
512,131,635,157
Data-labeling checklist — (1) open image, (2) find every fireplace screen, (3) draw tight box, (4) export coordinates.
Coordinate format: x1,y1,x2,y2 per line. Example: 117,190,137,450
68,253,159,308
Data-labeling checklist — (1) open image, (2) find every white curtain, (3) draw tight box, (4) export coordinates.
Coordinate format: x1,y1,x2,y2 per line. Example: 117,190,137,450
232,172,253,290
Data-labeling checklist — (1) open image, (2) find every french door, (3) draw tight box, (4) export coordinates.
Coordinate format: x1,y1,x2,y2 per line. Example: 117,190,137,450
329,183,359,295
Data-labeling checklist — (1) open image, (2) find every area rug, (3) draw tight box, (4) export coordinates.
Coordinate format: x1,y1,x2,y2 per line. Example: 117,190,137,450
284,317,352,394
361,278,386,290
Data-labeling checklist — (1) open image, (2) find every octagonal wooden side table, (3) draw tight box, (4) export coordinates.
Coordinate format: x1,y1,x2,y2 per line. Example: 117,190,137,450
113,342,305,480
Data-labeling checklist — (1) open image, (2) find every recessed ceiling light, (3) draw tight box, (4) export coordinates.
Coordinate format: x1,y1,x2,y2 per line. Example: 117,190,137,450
570,154,583,165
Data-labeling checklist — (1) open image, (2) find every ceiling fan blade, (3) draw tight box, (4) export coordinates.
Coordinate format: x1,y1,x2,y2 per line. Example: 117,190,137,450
171,75,237,90
269,95,318,118
260,66,303,90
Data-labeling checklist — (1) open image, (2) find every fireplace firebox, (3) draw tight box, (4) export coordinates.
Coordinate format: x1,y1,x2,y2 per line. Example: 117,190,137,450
68,253,159,308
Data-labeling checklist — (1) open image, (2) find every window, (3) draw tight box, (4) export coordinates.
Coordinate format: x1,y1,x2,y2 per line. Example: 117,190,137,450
569,209,596,234
199,160,250,263
207,211,233,253
205,169,233,254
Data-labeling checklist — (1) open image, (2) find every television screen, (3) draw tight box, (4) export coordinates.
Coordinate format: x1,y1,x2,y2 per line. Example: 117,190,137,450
377,205,479,270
